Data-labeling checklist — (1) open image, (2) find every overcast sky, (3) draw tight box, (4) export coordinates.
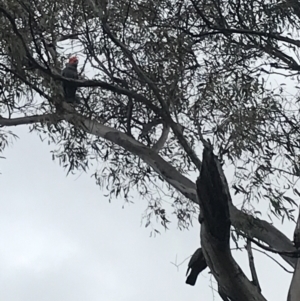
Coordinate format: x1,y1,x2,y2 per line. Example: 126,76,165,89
0,125,295,301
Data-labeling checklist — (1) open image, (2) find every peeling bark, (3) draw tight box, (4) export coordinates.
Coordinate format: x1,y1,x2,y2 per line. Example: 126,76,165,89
196,147,267,301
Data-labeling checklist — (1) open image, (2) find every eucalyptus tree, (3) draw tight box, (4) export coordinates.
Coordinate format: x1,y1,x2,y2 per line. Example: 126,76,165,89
1,0,300,300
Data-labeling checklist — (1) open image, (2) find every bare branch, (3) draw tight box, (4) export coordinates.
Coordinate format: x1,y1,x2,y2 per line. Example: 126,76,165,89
251,247,293,274
246,240,261,292
152,123,170,153
246,236,300,258
0,114,60,126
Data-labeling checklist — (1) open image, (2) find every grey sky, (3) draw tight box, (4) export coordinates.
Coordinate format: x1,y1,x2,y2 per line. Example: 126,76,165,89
0,126,295,300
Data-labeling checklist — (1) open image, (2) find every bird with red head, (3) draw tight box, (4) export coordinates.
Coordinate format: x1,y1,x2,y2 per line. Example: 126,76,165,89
62,56,79,102
68,56,79,65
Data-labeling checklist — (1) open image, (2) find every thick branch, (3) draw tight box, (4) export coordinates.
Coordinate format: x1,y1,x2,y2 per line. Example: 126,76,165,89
152,123,170,153
246,240,261,292
65,112,197,199
0,114,59,126
196,147,267,301
141,119,170,152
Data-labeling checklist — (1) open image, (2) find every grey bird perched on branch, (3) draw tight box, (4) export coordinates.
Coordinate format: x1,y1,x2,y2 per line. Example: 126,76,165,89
62,56,79,103
186,248,207,286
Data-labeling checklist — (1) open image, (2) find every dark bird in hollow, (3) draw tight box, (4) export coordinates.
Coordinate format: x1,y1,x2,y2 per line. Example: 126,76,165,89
186,248,207,286
62,56,79,102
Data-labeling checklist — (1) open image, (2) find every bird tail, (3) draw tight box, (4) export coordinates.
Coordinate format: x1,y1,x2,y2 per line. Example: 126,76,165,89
185,270,199,286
